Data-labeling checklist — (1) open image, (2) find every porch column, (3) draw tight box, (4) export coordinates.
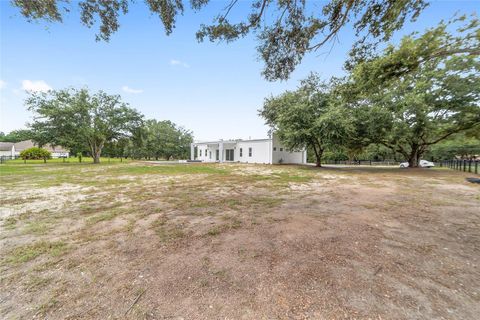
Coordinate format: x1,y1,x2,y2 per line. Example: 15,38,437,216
219,142,224,163
190,143,195,160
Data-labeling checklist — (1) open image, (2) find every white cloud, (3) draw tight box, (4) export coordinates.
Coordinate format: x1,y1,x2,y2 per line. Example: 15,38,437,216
0,80,6,89
170,59,189,68
122,85,143,94
22,80,52,92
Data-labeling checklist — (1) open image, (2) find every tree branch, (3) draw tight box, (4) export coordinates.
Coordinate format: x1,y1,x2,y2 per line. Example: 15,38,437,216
307,0,354,51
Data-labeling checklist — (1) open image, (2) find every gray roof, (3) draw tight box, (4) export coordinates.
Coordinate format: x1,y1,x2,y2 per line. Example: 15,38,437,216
14,140,69,153
13,140,35,151
0,142,14,151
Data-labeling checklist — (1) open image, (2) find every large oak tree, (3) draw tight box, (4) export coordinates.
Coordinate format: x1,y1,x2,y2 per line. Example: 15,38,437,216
26,88,144,163
344,19,480,167
260,73,352,166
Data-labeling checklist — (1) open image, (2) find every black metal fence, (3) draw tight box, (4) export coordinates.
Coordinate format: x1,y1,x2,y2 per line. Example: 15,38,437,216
0,155,125,164
322,159,400,166
441,159,479,174
0,155,20,164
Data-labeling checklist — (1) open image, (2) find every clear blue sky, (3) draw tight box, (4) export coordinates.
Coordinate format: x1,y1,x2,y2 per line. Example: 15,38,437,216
0,1,477,141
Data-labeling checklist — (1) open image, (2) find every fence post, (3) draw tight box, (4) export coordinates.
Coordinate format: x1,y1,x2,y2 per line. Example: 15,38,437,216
475,160,478,174
468,160,472,173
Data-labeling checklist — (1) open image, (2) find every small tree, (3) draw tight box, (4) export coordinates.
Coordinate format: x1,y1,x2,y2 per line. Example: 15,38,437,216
27,88,144,164
20,147,51,160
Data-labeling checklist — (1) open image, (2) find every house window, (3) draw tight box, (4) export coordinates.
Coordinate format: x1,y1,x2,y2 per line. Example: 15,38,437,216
199,150,202,157
209,151,212,159
240,148,243,157
273,147,276,151
249,147,252,157
280,148,283,152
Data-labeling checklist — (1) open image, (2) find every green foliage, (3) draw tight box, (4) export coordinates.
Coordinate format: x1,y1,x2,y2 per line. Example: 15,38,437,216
426,134,480,160
127,119,193,160
0,129,34,142
260,73,352,166
20,147,51,160
11,0,431,81
26,88,144,164
350,16,480,90
345,18,480,167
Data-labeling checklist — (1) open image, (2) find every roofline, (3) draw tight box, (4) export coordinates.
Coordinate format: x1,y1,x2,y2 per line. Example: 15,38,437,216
193,138,271,145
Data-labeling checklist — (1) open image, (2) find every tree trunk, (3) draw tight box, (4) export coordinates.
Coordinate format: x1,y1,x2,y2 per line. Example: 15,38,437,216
311,143,323,167
93,149,101,164
89,141,104,164
407,146,422,168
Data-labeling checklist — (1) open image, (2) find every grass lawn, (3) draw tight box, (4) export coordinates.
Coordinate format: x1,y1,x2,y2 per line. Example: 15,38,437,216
0,162,479,319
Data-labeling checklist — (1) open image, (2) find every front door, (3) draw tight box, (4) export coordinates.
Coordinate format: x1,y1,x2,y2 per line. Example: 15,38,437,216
225,149,234,161
216,150,219,161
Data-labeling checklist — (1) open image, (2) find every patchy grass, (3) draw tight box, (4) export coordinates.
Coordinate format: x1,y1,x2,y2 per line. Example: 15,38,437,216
112,164,228,176
207,226,223,236
86,211,120,225
4,241,69,264
1,162,479,319
25,275,53,291
2,216,18,230
23,221,52,235
151,216,185,242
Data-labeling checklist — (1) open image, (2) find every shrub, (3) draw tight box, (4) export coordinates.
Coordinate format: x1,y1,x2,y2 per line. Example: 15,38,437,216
20,147,52,160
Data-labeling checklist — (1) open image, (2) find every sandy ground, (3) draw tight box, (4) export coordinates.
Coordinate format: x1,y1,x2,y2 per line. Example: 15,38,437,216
0,163,479,319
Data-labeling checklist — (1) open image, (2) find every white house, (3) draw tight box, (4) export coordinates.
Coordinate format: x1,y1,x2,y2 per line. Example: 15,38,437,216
13,140,70,158
191,133,306,164
0,142,15,157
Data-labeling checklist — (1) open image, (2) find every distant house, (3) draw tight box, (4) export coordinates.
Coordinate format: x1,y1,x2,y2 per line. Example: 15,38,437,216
13,140,69,158
191,133,306,164
0,142,15,157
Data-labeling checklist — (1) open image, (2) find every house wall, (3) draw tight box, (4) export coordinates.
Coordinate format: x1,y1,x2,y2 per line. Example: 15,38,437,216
0,149,14,157
51,152,70,158
236,140,272,164
12,151,70,158
192,135,306,165
271,134,306,164
195,144,213,162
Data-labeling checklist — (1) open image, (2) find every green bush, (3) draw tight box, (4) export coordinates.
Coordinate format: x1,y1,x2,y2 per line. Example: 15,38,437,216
20,147,52,160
